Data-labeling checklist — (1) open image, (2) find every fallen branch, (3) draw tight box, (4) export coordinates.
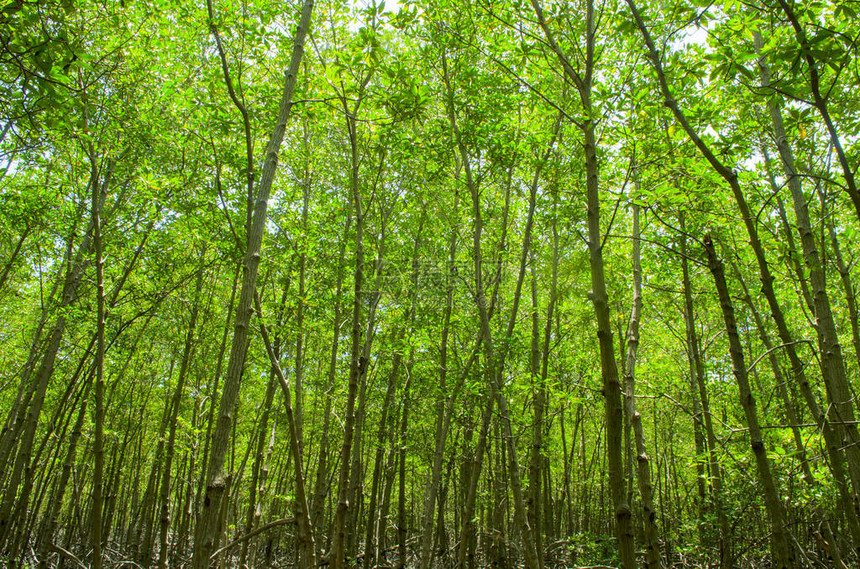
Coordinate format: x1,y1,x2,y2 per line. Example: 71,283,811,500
210,517,295,559
51,544,87,569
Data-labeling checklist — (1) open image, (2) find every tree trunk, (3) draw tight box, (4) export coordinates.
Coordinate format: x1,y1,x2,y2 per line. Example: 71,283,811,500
622,204,661,569
88,150,109,569
397,360,413,569
192,1,313,566
310,211,351,549
772,0,860,223
442,51,550,569
158,251,206,569
704,235,796,568
679,215,731,567
238,370,278,569
756,29,860,539
36,378,93,569
362,353,401,569
257,294,316,568
529,1,634,564
330,73,376,569
823,198,860,375
0,191,98,549
417,189,460,569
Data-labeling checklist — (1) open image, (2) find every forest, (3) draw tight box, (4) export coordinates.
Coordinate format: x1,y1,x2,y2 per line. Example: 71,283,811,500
1,0,860,567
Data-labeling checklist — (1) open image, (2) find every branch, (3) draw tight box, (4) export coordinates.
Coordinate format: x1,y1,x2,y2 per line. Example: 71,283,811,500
747,340,814,375
50,544,87,569
210,518,295,559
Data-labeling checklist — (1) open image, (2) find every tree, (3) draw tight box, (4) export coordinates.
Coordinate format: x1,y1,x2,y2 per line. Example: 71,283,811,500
2,0,860,567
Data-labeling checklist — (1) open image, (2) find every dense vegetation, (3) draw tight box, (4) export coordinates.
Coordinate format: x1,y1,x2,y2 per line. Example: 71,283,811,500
1,0,860,567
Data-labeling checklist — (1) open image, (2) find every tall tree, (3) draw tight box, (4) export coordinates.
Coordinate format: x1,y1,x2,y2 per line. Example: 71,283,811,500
192,1,314,565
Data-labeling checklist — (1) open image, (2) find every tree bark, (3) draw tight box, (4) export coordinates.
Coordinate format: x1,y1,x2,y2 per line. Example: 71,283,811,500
88,149,108,569
309,211,351,549
417,189,460,569
0,188,99,549
772,0,860,223
397,359,413,569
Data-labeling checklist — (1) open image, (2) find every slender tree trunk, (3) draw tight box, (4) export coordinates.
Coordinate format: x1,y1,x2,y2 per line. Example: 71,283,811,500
581,106,634,567
346,251,384,563
375,418,399,568
16,338,94,560
0,196,97,549
731,257,849,565
397,360,413,569
239,374,277,569
137,358,176,565
294,129,311,463
622,204,661,569
731,258,814,482
344,224,387,567
362,353,401,569
192,2,313,566
240,283,289,569
756,29,860,534
442,52,555,569
456,389,491,569
772,0,860,223
36,378,93,569
364,225,423,569
527,251,545,569
529,1,633,564
488,418,509,569
679,215,731,567
823,200,860,374
310,212,351,547
704,235,796,568
0,222,30,293
257,294,316,568
627,2,853,561
330,79,374,569
175,387,200,565
4,182,109,566
158,252,206,569
771,191,814,314
0,204,79,484
528,182,560,569
196,264,239,522
417,190,460,569
88,150,108,569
